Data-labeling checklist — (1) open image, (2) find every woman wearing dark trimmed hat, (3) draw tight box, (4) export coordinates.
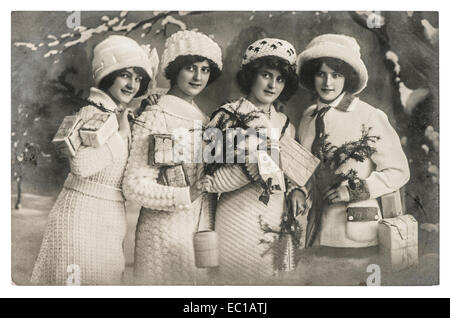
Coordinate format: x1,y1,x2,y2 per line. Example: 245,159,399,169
201,38,300,283
293,34,410,249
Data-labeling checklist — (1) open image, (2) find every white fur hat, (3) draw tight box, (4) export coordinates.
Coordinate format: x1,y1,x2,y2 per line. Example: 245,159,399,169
297,34,368,94
241,38,297,66
92,35,159,88
160,30,223,74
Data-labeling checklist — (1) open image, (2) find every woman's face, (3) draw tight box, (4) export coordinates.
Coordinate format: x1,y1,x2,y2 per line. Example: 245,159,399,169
107,68,142,105
249,67,285,106
314,62,345,103
175,60,211,98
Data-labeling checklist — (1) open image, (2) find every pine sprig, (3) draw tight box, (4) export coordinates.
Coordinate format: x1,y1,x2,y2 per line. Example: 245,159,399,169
318,125,380,188
204,102,268,176
258,212,304,271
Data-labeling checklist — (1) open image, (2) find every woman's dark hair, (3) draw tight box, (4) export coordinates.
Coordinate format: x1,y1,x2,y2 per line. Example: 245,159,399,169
236,55,299,102
165,55,222,88
299,57,359,94
98,66,150,98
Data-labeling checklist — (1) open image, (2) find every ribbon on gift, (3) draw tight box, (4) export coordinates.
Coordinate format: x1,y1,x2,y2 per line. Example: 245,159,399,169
380,215,416,243
258,177,282,205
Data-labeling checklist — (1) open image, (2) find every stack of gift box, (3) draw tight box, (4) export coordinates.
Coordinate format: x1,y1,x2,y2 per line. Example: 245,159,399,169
149,134,202,188
52,112,119,157
378,189,418,272
52,115,84,158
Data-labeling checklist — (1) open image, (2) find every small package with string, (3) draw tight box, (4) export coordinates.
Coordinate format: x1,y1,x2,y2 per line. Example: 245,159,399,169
279,134,320,187
380,188,406,219
162,163,200,188
378,214,419,272
52,115,84,157
79,112,118,148
148,134,175,166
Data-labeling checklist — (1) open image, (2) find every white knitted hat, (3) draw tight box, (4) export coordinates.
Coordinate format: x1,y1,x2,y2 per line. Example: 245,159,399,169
297,34,368,94
92,35,159,87
241,38,297,66
160,30,223,74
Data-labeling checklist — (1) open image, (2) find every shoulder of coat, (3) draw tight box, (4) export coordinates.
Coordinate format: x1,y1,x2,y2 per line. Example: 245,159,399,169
353,98,387,123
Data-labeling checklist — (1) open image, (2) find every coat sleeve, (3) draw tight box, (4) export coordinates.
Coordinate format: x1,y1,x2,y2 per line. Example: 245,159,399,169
70,106,127,178
122,108,191,211
205,164,252,194
360,109,410,199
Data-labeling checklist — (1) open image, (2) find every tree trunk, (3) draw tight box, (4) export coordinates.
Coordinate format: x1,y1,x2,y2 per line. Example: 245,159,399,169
15,177,22,210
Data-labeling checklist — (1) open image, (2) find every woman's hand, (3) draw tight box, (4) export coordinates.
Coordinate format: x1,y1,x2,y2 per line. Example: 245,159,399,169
117,108,132,142
146,94,161,106
323,184,350,204
288,189,307,216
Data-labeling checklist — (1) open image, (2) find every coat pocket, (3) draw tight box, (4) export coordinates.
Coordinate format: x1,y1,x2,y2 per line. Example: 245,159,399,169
345,207,380,243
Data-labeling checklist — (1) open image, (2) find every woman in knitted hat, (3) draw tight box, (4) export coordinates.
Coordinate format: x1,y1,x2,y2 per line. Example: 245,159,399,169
200,38,300,283
122,30,222,285
293,34,410,250
30,35,156,285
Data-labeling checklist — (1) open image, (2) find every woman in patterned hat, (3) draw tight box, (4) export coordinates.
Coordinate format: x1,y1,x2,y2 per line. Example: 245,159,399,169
30,35,157,285
200,38,300,283
294,34,410,250
122,30,223,285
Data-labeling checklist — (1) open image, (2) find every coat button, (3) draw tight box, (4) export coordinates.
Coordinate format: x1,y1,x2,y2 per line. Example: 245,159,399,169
348,215,354,221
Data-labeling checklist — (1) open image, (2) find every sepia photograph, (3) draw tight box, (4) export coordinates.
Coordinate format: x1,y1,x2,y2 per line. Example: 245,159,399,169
11,10,439,287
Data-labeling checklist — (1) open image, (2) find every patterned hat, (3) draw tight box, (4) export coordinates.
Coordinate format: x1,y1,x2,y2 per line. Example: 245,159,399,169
297,34,368,94
241,38,297,66
160,30,223,74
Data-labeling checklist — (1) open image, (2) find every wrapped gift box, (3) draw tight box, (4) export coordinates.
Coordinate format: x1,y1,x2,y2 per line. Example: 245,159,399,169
381,189,405,219
162,163,200,187
52,115,84,157
279,135,320,187
378,214,418,272
79,113,118,148
148,134,174,166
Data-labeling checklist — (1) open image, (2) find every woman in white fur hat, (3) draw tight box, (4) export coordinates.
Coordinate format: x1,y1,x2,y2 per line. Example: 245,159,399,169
293,34,410,250
201,38,300,283
30,35,157,285
122,30,223,284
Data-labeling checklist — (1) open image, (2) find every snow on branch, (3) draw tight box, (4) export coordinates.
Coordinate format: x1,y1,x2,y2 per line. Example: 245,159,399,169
13,11,207,59
161,15,187,30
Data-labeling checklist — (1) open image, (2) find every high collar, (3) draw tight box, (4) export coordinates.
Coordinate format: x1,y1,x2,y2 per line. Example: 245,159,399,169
88,87,120,112
158,94,209,125
315,92,356,114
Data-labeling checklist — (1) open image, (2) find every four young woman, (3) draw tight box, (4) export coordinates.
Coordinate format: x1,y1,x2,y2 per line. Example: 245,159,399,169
31,31,409,285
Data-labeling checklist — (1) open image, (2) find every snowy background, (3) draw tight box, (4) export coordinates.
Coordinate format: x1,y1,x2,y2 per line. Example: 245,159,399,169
11,11,439,285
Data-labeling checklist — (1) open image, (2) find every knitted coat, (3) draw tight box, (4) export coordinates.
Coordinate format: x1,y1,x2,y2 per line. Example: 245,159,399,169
298,94,410,248
205,99,296,284
122,94,211,285
30,88,129,285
